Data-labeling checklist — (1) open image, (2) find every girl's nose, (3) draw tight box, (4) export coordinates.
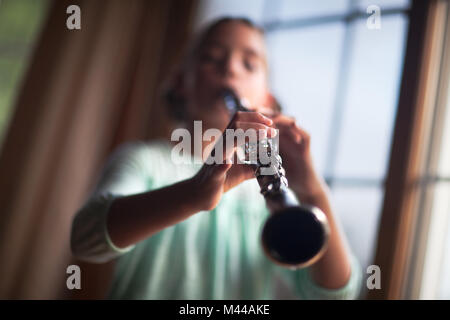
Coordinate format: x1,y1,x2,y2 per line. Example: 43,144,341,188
222,53,241,78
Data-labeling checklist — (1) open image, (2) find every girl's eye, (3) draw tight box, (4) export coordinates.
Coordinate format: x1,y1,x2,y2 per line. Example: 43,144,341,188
244,59,256,72
200,49,224,64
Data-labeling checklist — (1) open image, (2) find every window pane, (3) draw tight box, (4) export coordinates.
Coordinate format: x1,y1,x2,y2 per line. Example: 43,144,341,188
265,0,350,21
266,23,346,175
437,183,450,299
419,182,450,299
333,15,409,179
357,0,411,11
330,186,383,271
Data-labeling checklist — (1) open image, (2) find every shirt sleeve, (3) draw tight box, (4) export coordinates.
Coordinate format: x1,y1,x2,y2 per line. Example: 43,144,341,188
71,141,152,264
276,252,363,300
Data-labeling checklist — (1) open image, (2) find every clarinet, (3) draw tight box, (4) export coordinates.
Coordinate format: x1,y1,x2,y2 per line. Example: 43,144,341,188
222,88,330,269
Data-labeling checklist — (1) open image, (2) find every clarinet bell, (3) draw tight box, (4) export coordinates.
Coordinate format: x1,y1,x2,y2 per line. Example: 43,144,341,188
261,205,330,269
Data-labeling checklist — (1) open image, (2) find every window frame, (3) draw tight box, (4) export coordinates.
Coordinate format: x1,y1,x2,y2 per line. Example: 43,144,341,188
367,0,449,300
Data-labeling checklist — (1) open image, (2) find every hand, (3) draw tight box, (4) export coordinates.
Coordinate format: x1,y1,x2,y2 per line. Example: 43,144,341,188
271,114,327,200
191,111,276,211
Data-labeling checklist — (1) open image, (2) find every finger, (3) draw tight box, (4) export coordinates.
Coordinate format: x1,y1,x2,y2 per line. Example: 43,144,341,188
223,164,255,192
272,114,296,126
279,129,301,145
271,115,304,142
287,122,302,144
274,122,301,143
233,121,278,139
293,125,311,147
232,111,273,127
246,106,277,117
281,123,311,148
205,134,237,165
210,162,233,181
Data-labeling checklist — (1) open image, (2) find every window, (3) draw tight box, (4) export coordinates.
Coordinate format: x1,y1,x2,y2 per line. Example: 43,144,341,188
195,0,411,298
0,0,50,148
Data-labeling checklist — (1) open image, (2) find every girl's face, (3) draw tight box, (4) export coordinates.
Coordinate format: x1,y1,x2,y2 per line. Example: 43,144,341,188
183,21,271,131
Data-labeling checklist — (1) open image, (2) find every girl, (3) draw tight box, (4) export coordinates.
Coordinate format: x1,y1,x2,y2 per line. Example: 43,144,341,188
71,17,362,299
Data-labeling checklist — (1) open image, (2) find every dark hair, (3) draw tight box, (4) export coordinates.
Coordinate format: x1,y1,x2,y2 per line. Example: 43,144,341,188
187,17,265,68
163,17,279,122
